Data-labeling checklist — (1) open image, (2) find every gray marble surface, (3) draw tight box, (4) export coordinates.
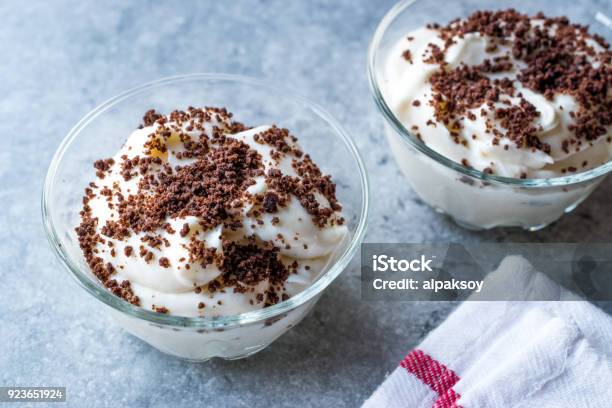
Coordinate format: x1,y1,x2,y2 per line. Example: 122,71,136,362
1,0,612,407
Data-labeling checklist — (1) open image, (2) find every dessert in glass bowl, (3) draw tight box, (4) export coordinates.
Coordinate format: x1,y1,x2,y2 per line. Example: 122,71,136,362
368,0,611,230
43,74,368,361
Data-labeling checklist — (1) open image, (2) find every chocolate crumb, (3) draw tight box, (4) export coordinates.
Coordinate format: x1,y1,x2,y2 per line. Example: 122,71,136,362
179,223,190,238
402,49,413,64
153,305,169,314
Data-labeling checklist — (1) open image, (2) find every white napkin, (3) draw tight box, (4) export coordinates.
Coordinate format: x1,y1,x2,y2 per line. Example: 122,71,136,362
363,255,612,408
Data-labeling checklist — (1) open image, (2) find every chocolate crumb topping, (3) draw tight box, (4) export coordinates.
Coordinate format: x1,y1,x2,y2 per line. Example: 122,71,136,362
142,109,162,127
76,107,345,311
219,239,289,293
409,9,611,154
115,137,263,235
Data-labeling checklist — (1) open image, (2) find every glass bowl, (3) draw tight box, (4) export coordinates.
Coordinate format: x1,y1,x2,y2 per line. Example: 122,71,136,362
42,74,369,361
368,0,612,230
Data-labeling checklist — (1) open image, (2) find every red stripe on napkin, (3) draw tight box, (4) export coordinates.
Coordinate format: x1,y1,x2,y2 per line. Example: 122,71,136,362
400,349,462,408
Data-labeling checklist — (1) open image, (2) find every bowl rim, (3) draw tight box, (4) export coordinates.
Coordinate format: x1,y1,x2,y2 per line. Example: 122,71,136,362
367,0,612,188
42,73,370,329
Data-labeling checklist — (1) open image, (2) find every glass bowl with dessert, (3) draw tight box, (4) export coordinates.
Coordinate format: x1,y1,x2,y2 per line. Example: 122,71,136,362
43,74,369,361
368,0,611,230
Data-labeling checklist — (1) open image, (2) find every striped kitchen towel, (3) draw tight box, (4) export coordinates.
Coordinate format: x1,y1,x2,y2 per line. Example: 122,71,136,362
363,256,612,408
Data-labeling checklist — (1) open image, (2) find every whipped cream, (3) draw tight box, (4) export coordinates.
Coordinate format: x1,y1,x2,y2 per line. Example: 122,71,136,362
77,108,348,317
383,13,611,178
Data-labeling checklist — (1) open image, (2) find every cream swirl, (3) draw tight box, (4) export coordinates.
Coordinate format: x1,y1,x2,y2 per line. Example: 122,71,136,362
383,15,611,179
78,108,348,317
